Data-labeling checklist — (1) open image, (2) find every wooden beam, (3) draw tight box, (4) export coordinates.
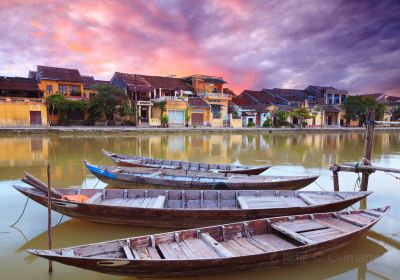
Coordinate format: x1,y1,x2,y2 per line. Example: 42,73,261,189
200,233,234,258
271,224,316,245
86,192,103,204
297,193,318,205
237,196,250,209
361,109,375,191
152,195,166,208
332,171,339,191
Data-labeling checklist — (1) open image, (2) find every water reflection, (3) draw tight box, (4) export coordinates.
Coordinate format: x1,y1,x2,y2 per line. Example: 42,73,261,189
0,131,399,280
1,132,399,187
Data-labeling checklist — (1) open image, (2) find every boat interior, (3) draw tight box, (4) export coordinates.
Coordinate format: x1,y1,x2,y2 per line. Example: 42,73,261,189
27,188,369,210
47,208,385,261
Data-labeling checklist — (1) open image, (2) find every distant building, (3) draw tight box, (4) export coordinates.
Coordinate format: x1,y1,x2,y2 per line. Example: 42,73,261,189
111,72,194,126
183,75,231,127
0,76,47,126
81,75,109,99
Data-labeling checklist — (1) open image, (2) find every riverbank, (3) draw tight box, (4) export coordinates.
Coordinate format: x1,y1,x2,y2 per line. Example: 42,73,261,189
0,125,400,135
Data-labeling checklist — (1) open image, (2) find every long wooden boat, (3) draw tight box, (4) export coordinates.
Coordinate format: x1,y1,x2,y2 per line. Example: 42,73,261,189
84,161,318,190
28,206,389,277
14,174,371,228
102,149,271,175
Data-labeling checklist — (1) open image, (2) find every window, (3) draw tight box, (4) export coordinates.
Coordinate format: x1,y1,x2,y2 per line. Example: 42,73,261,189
341,95,346,104
333,94,340,104
327,94,333,104
46,85,53,94
212,105,221,119
70,85,81,97
58,84,67,95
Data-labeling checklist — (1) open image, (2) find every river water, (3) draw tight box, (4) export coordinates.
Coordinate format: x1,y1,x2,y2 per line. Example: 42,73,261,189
0,131,399,280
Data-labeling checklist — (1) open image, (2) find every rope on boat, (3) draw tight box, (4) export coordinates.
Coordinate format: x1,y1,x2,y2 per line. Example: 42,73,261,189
384,171,400,180
10,193,32,227
314,181,328,191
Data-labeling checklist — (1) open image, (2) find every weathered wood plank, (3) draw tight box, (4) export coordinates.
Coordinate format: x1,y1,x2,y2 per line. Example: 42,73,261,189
297,193,319,205
271,223,316,244
86,192,102,204
237,196,250,209
152,195,166,208
251,234,296,250
200,233,234,258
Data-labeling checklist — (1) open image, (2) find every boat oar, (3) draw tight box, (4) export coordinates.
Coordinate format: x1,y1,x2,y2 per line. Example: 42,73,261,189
23,172,63,199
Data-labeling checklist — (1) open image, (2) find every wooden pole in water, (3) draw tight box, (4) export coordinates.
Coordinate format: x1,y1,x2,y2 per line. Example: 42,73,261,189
47,163,53,273
360,108,375,191
332,170,339,191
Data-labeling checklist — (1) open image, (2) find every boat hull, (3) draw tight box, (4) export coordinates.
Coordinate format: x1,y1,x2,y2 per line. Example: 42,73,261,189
85,162,318,191
15,186,370,228
28,208,387,277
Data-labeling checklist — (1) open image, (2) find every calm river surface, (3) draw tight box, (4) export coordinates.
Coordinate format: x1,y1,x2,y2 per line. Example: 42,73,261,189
0,131,399,280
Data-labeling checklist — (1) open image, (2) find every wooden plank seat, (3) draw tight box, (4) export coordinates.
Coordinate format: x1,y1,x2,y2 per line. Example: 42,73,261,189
271,222,317,245
151,195,166,208
338,213,374,227
249,234,297,251
86,192,103,204
200,233,234,258
237,196,250,209
297,193,319,205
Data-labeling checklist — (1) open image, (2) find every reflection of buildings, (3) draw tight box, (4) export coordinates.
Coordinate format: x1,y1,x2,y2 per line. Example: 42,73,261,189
2,132,398,185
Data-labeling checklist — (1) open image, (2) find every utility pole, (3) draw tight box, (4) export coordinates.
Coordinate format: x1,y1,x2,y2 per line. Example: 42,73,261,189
360,108,375,191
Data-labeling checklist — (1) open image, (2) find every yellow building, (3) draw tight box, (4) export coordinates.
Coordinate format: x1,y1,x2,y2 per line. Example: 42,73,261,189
0,77,47,126
183,75,232,127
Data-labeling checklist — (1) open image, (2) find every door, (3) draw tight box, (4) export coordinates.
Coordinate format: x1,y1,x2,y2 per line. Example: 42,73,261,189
192,113,204,126
168,110,185,125
29,111,42,126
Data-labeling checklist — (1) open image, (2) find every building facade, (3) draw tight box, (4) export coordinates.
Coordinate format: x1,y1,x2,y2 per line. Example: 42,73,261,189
0,77,47,126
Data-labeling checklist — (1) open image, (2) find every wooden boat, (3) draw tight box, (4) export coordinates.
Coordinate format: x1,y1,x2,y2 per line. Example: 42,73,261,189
14,173,371,228
27,206,390,277
102,149,271,175
84,161,318,190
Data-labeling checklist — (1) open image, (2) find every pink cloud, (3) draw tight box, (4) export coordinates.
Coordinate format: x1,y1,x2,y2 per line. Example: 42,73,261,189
0,0,399,95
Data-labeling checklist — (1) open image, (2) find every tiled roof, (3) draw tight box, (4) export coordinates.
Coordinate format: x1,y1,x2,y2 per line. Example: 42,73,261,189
81,75,109,89
37,65,83,82
188,97,210,108
232,93,271,112
28,71,36,79
140,75,193,91
265,88,305,102
115,72,193,91
321,104,341,113
81,75,95,89
387,95,400,104
0,76,40,91
274,105,299,112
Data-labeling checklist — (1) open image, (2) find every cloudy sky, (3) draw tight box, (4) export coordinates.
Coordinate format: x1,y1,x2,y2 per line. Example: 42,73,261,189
0,0,399,95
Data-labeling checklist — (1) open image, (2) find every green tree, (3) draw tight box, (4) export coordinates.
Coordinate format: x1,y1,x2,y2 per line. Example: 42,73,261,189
392,106,400,121
290,107,312,128
46,94,87,125
88,84,129,125
343,96,386,126
276,110,289,127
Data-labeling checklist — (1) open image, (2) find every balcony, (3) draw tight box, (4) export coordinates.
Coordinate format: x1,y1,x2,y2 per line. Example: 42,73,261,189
151,96,188,103
0,97,44,103
197,92,231,99
69,91,82,97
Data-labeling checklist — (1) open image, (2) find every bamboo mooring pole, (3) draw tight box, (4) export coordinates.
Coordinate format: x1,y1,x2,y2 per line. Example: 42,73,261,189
360,108,375,191
47,163,53,273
